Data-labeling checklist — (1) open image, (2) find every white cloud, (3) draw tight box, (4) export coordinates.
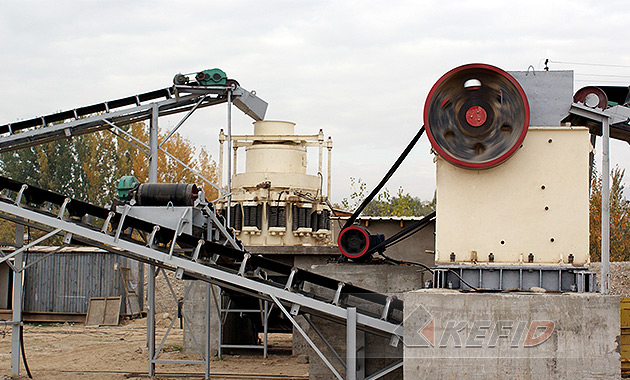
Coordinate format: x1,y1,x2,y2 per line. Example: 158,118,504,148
0,0,629,201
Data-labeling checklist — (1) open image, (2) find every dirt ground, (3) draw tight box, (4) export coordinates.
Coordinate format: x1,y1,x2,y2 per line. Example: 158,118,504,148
2,262,627,379
588,262,630,297
0,318,308,380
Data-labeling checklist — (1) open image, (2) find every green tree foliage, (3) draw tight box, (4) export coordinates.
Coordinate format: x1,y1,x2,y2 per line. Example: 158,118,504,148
0,121,219,243
590,166,630,261
338,177,435,217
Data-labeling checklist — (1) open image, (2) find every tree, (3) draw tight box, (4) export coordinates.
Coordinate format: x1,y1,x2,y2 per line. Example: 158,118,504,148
125,122,218,199
590,166,630,261
337,177,435,217
0,121,219,243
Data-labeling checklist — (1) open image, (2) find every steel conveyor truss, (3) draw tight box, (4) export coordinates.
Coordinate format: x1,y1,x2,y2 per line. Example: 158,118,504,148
0,82,266,153
0,176,404,380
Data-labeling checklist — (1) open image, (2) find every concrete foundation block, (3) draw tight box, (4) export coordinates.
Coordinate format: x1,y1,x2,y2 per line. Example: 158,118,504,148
403,290,620,379
182,281,221,356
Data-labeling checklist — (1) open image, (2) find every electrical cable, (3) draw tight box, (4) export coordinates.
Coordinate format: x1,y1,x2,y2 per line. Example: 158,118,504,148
548,60,630,69
574,73,630,78
378,251,479,291
575,79,630,84
20,324,32,378
343,126,425,229
20,228,33,379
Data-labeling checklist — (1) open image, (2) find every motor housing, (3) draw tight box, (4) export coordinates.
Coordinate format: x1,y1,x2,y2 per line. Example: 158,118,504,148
337,226,384,262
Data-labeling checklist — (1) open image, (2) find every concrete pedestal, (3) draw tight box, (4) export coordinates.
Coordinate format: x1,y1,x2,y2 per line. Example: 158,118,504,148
182,281,220,356
403,290,620,379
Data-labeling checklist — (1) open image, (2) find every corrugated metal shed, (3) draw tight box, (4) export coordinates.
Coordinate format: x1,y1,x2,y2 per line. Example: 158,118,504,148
23,247,129,314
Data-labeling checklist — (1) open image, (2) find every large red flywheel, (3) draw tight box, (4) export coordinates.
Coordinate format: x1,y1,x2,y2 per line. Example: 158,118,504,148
424,64,530,169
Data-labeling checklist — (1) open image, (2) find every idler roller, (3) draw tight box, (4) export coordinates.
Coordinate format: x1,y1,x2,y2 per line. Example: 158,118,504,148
136,183,199,206
338,226,384,262
424,63,530,169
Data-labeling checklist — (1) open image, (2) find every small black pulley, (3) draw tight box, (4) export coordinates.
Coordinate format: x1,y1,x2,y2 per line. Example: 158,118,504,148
424,63,530,169
337,226,384,262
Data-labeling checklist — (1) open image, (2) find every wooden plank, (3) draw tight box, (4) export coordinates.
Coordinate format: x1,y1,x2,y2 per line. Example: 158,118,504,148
0,310,86,323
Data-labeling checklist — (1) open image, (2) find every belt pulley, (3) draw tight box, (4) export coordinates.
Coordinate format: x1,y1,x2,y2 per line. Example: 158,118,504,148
424,63,530,169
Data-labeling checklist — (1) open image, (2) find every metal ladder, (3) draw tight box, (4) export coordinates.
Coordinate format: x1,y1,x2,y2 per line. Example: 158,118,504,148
0,176,404,380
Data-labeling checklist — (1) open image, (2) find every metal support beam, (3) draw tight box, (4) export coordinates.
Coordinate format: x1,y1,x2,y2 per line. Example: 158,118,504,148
347,307,357,380
365,360,403,380
0,228,62,265
11,223,24,379
147,265,156,377
149,104,159,183
270,294,344,380
159,96,207,148
205,283,211,379
357,330,365,380
218,130,225,188
147,104,158,377
327,137,333,199
601,117,610,295
226,90,233,227
262,301,270,358
304,315,346,369
566,102,614,295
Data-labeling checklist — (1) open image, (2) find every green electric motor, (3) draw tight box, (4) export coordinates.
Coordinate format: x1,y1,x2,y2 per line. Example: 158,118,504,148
117,176,140,201
195,68,227,86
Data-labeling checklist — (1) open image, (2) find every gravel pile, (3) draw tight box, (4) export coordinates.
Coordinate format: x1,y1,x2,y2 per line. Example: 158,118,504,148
588,262,630,297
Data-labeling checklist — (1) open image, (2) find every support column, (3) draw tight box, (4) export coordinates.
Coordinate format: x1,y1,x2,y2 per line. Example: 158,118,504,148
232,147,238,177
205,283,211,379
347,307,357,380
318,129,324,177
147,104,159,376
218,130,225,188
263,301,269,358
226,90,232,226
589,134,597,188
147,267,156,376
149,104,159,183
327,137,333,200
11,223,24,380
357,330,365,380
601,117,610,295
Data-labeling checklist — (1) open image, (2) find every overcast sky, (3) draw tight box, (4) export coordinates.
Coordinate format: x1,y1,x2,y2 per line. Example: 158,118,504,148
0,0,629,203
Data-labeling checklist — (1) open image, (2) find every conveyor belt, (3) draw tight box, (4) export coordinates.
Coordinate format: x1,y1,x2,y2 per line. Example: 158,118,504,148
0,87,174,135
0,83,266,153
0,176,403,337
